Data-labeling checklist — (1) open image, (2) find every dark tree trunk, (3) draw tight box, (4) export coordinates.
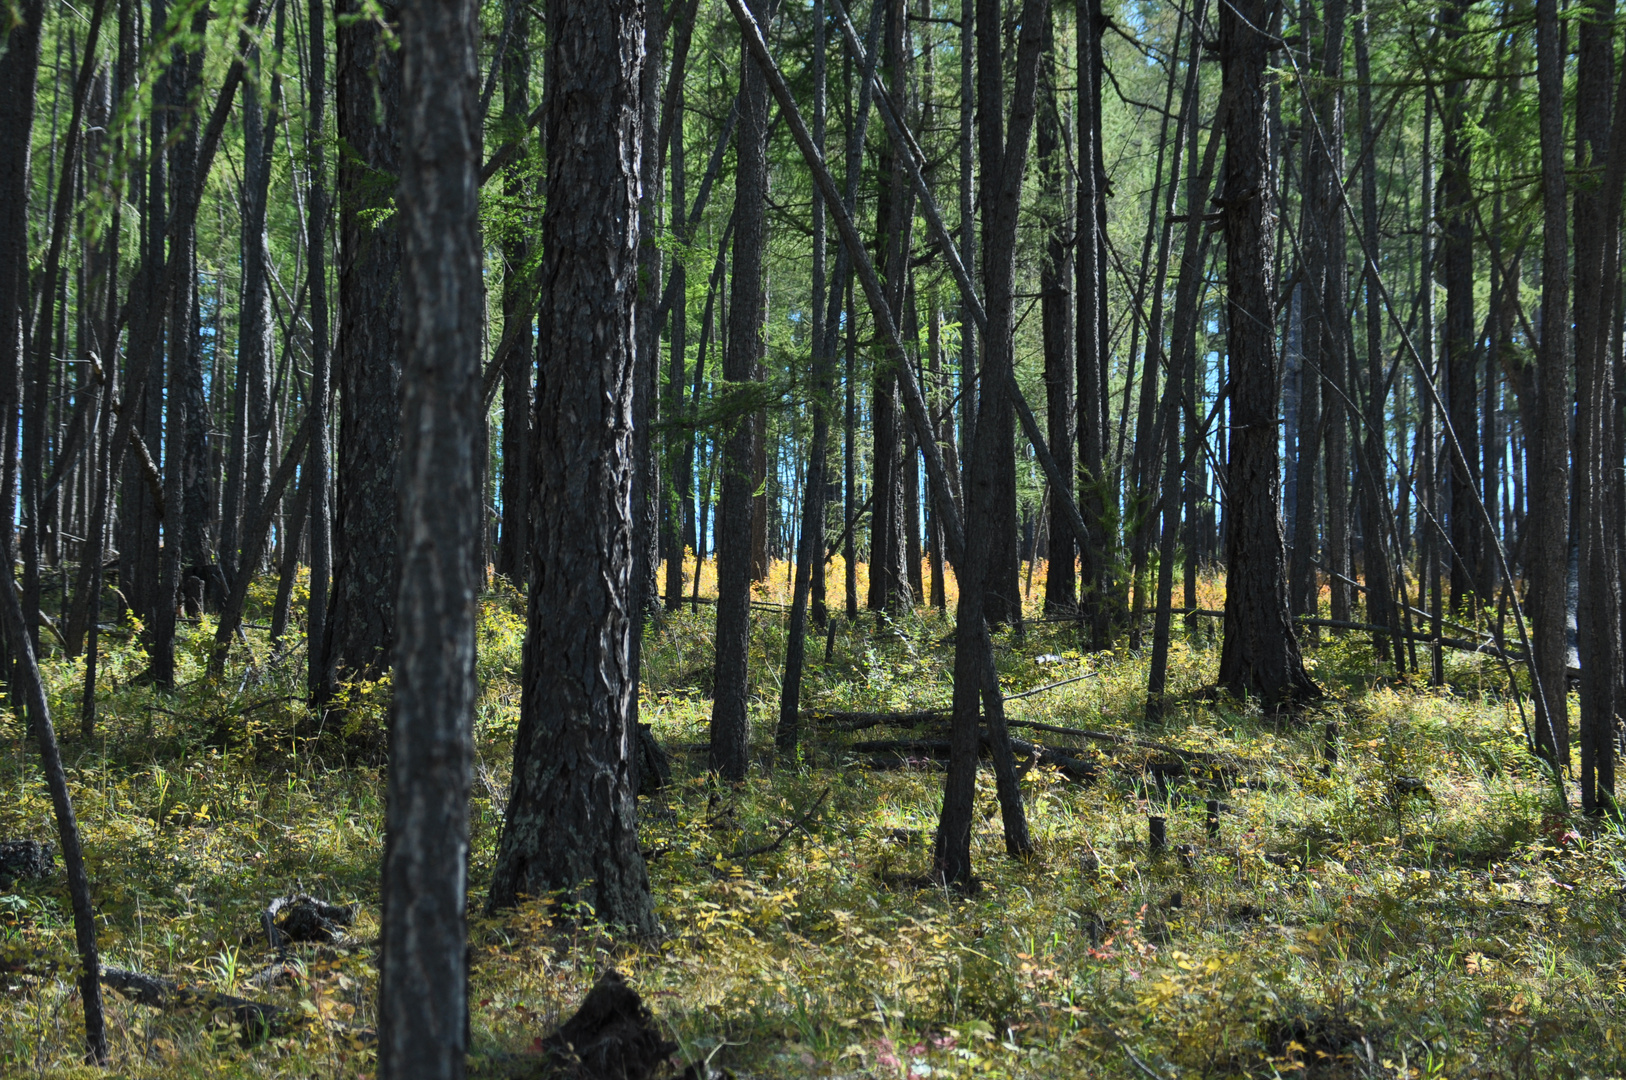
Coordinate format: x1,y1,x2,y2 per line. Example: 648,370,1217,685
0,4,44,643
378,0,481,1069
1215,0,1317,707
496,16,534,589
121,0,169,631
1037,5,1074,614
1317,0,1351,629
488,0,655,933
1440,0,1478,612
152,11,206,687
633,0,666,619
932,0,1049,886
306,0,333,701
1289,16,1323,623
710,0,771,781
1354,0,1396,662
1531,0,1571,770
776,0,830,760
1573,0,1619,814
225,22,276,590
868,0,912,615
1075,0,1111,647
662,92,688,608
325,0,403,695
976,0,1020,627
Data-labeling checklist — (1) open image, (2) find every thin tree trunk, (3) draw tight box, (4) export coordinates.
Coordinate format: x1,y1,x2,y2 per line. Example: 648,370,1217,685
1531,0,1572,772
1440,0,1478,612
1353,0,1396,662
776,0,831,760
152,8,206,687
306,0,333,701
1038,4,1074,614
710,0,772,780
1572,0,1618,813
1075,0,1110,646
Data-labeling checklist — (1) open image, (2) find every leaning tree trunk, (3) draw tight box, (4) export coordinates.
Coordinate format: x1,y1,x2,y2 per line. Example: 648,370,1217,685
487,0,656,933
1215,0,1318,707
325,0,403,698
378,0,480,1069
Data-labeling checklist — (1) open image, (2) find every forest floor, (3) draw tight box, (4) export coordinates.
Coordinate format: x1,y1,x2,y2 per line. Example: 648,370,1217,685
2,566,1625,1079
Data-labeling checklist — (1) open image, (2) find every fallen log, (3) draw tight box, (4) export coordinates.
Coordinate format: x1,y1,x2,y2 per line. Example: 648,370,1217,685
804,709,946,732
1004,719,1253,767
101,967,283,1038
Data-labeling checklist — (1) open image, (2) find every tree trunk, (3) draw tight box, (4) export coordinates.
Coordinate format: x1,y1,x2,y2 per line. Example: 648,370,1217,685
633,0,666,619
1317,0,1351,629
326,0,403,696
0,3,44,653
932,0,1049,885
1440,0,1478,612
152,11,206,687
1038,5,1074,614
378,0,481,1069
662,91,688,608
1352,0,1396,662
488,0,655,934
1531,0,1572,771
1075,0,1110,647
710,0,771,781
306,0,333,701
1215,0,1318,707
226,22,276,591
1572,0,1618,814
776,0,830,760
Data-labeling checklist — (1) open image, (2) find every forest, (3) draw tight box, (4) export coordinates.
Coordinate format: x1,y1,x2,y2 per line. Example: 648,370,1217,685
2,0,1625,1072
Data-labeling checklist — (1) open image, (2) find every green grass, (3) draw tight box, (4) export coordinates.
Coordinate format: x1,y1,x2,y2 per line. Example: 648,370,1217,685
2,575,1624,1078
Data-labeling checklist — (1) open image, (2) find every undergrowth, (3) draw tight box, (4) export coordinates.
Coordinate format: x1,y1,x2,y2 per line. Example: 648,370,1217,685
2,565,1624,1079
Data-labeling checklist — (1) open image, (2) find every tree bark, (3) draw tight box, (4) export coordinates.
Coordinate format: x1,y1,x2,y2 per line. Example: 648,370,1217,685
326,0,403,695
933,0,1050,884
710,0,772,781
1075,0,1111,647
488,0,655,933
226,21,276,591
1439,0,1478,612
1038,5,1074,614
1531,0,1572,771
776,0,830,760
306,0,334,701
378,0,481,1068
1215,0,1318,707
1572,0,1618,814
152,9,206,687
